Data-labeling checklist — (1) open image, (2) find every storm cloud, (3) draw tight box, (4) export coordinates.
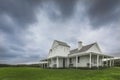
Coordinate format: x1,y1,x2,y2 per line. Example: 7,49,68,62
0,0,120,64
86,0,120,27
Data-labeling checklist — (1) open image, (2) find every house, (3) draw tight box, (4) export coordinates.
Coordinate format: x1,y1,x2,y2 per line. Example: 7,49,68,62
41,40,114,68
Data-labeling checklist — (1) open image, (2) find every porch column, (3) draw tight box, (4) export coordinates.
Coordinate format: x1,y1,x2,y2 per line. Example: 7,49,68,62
106,57,108,67
102,56,104,67
76,56,78,68
111,60,113,66
111,60,112,66
42,64,43,68
110,59,112,67
97,55,99,67
51,58,53,68
41,64,43,68
47,59,49,68
67,57,69,68
57,57,59,68
113,60,114,66
89,53,92,68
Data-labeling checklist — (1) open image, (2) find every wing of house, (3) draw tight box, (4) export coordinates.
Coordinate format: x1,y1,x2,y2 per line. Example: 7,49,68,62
48,40,70,58
69,42,102,57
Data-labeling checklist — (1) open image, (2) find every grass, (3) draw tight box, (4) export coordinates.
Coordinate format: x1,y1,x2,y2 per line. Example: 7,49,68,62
0,67,120,80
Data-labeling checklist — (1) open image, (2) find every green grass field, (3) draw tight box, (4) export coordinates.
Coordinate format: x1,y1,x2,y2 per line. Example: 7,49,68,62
0,67,120,80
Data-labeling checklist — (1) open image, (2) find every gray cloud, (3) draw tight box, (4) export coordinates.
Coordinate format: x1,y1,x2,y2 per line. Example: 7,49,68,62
0,0,120,64
0,0,42,26
40,0,78,22
54,0,77,19
0,0,43,64
86,0,120,27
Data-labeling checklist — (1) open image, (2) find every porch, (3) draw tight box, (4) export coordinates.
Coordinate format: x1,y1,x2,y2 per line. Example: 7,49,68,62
68,52,114,68
48,56,67,68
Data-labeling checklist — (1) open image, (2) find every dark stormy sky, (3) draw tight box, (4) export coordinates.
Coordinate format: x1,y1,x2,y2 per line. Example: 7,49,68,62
0,0,120,64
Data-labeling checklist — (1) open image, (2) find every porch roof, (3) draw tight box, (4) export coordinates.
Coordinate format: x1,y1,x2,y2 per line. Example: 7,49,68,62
39,61,48,64
103,57,120,61
69,52,113,58
47,56,67,59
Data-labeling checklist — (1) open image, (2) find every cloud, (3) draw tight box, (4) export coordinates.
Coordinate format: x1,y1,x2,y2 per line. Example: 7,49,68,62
0,0,42,26
86,0,120,27
0,0,120,64
53,0,77,19
0,0,43,64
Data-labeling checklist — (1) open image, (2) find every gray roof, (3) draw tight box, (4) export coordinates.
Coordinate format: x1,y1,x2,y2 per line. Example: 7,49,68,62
70,43,96,54
55,40,70,47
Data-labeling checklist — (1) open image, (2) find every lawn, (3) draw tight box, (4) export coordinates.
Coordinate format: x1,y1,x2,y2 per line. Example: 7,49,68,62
0,67,120,80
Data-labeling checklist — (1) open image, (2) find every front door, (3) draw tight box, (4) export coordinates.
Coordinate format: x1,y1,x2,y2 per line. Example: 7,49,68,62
63,58,65,68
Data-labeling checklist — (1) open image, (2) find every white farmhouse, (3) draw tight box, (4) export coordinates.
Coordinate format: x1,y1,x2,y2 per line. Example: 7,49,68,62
41,40,114,68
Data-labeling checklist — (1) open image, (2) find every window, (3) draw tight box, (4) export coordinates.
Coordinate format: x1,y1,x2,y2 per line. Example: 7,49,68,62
50,49,52,52
78,57,80,63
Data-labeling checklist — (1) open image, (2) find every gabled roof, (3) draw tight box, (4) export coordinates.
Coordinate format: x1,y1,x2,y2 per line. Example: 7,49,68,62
70,43,96,54
55,40,70,47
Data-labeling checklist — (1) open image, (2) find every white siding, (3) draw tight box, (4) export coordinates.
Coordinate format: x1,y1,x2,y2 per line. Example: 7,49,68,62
86,44,101,53
51,41,58,49
48,58,57,68
48,45,70,58
77,55,89,67
72,57,76,67
59,58,63,68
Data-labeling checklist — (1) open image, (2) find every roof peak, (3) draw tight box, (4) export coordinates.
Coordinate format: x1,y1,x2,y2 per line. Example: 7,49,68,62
84,42,96,46
54,40,70,47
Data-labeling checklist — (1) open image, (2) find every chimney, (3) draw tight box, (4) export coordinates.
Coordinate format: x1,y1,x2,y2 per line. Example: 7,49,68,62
78,41,82,50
